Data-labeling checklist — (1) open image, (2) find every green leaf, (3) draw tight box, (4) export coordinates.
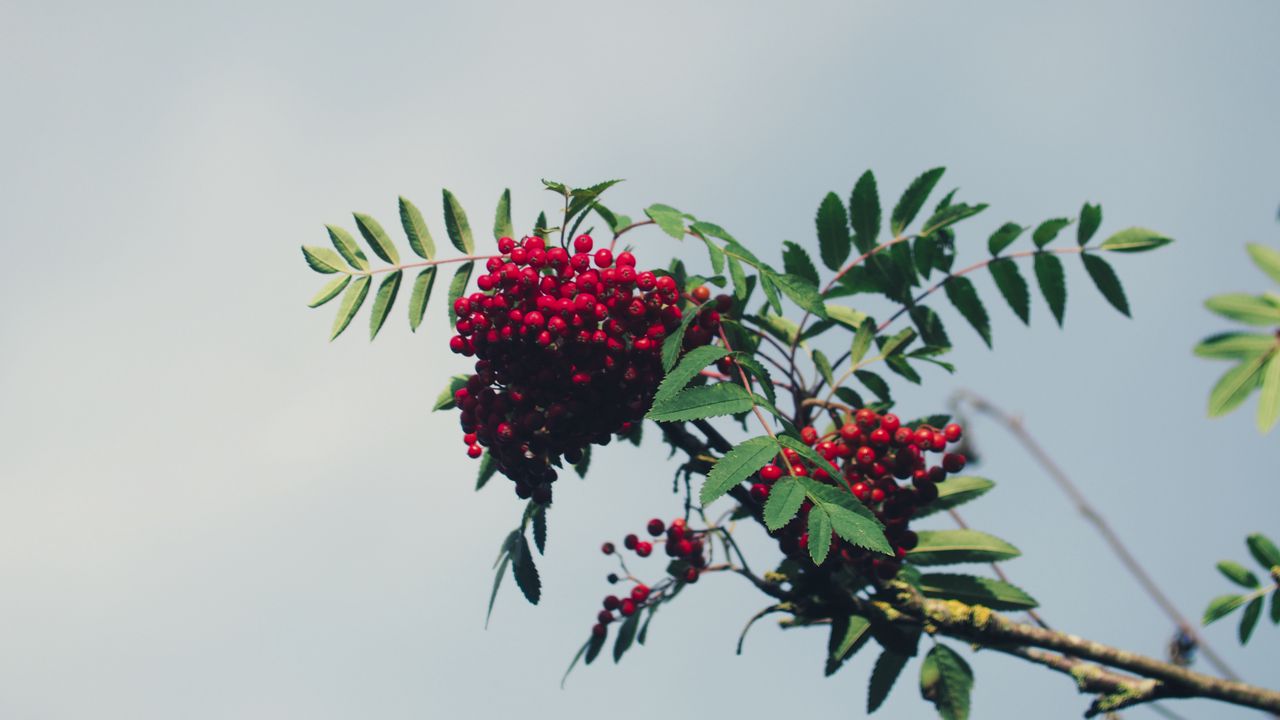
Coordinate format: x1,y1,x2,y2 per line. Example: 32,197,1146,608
891,167,945,236
613,612,640,662
909,306,950,347
727,255,750,303
398,197,435,260
583,628,606,665
1271,589,1280,626
475,451,496,490
944,276,992,348
646,383,756,422
824,304,869,331
329,275,371,340
442,189,475,254
1031,217,1071,248
660,307,702,372
760,274,784,315
486,531,517,627
730,351,777,406
808,507,833,565
1078,203,1102,245
850,170,882,253
1081,253,1130,316
1194,332,1277,359
1208,353,1270,417
801,478,891,554
1258,355,1280,433
1099,227,1173,253
408,267,437,332
327,224,370,269
913,476,994,518
987,258,1030,325
868,650,909,713
446,262,474,324
783,241,821,284
368,270,402,340
878,327,917,358
855,370,892,403
645,203,686,240
1216,560,1259,589
745,313,801,347
700,436,778,505
1247,243,1280,284
532,505,547,554
534,211,549,239
511,534,540,604
921,202,988,237
770,272,829,319
851,317,876,365
1033,252,1067,326
493,188,514,241
1206,293,1280,326
817,191,852,270
987,222,1024,256
308,275,351,308
302,245,346,274
1204,593,1246,625
908,529,1021,566
432,374,468,411
927,644,973,720
813,349,836,389
1240,598,1263,644
1246,533,1280,571
826,614,872,676
696,232,726,275
353,213,400,265
764,477,805,530
918,573,1039,610
654,345,729,408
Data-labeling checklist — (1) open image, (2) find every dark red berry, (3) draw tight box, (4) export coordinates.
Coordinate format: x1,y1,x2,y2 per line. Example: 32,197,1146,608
646,518,665,536
601,542,615,555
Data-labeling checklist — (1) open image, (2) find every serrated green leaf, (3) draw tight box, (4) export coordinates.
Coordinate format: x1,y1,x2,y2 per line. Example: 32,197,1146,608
824,304,868,331
1033,252,1067,326
1081,253,1130,316
701,436,778,505
855,370,892,403
1247,533,1280,571
475,451,496,490
612,611,639,662
929,644,973,720
817,191,852,270
645,203,685,240
1217,560,1259,589
1194,332,1277,359
783,240,821,284
914,235,938,279
398,197,435,260
654,344,729,408
760,273,784,315
697,233,726,275
1099,227,1172,253
801,478,891,554
944,275,991,348
368,270,402,340
493,188,514,241
764,477,805,530
511,534,540,604
433,374,468,411
988,258,1030,324
987,222,1024,256
1031,217,1071,248
921,202,988,237
660,307,702,372
1206,293,1280,326
408,267,437,332
868,650,909,713
308,275,351,308
891,168,945,236
446,262,474,324
770,272,829,319
532,505,547,554
353,213,399,265
646,383,756,422
442,189,475,254
1247,243,1280,284
329,274,371,340
808,507,833,565
909,306,950,347
1078,203,1102,245
534,210,549,240
908,530,1021,566
1209,353,1270,417
914,476,994,518
851,317,876,365
918,573,1038,610
302,245,346,274
826,614,872,676
1240,598,1263,644
850,170,882,253
1204,593,1246,625
327,225,370,269
814,349,836,389
727,255,749,303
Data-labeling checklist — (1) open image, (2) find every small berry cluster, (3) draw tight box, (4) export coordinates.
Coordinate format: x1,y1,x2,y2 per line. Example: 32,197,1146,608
592,517,708,638
754,410,966,579
451,235,723,503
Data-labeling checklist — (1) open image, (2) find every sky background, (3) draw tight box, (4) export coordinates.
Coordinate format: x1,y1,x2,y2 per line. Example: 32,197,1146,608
2,1,1279,718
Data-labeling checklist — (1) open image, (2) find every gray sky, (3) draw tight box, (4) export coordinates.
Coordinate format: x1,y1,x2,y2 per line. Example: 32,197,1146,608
2,1,1278,718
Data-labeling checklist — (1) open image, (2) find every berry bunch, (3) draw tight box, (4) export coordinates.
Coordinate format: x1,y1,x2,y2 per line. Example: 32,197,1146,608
592,517,709,638
755,411,966,579
450,234,722,503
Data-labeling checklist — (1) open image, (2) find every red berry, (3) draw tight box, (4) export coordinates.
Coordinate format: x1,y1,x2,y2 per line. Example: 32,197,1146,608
684,567,699,583
647,518,665,536
591,623,607,638
631,585,650,602
601,542,615,555
855,446,876,465
750,482,770,502
880,414,901,435
467,444,483,458
869,428,890,446
942,453,966,473
944,423,963,443
800,426,819,445
616,251,636,267
594,249,613,267
691,286,711,303
573,235,594,253
635,541,653,557
760,464,783,482
597,610,613,624
624,533,638,550
603,595,621,611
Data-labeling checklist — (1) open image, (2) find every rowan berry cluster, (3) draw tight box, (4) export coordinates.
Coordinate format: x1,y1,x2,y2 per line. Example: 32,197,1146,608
450,234,721,503
592,517,709,638
755,410,966,579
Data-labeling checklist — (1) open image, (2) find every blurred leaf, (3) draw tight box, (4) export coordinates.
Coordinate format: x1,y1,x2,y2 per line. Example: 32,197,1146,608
771,272,829,319
446,262,474,324
612,612,639,662
645,203,686,239
485,533,516,628
399,197,435,260
817,191,853,270
851,317,876,365
1031,217,1071,248
914,476,995,518
909,306,950,346
1247,533,1280,570
1217,560,1259,589
921,202,988,237
926,644,973,720
1205,293,1280,326
1208,353,1270,417
1203,594,1246,625
307,275,351,308
825,304,869,330
442,189,475,254
534,211,549,240
814,349,837,389
1099,227,1172,253
327,224,370,269
944,276,992,348
891,167,946,235
1033,252,1067,326
855,370,892,403
764,477,805,530
1078,202,1102,245
433,374,468,411
302,245,346,274
850,170,881,253
908,530,1021,566
493,188,514,241
354,212,400,265
368,270,402,340
988,258,1030,324
700,435,778,505
1194,332,1276,359
878,327,917,358
646,383,756,422
329,275,371,340
1247,243,1280,284
475,451,496,490
987,222,1024,256
1082,253,1130,316
918,573,1038,610
511,534,540,604
1258,354,1280,432
1240,598,1263,644
784,241,821,284
408,267,437,332
826,614,872,676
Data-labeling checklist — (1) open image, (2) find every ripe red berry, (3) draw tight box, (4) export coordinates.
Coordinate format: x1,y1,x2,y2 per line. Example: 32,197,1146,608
800,426,819,445
942,453,967,473
880,414,901,435
869,428,890,446
944,423,963,443
573,235,593,253
855,446,876,465
594,248,613,268
691,285,711,303
597,610,613,624
631,585,650,602
601,542,615,555
635,541,653,557
855,408,878,427
616,251,636,267
760,464,783,482
467,444,483,458
646,518,665,536
750,482,770,502
684,567,699,583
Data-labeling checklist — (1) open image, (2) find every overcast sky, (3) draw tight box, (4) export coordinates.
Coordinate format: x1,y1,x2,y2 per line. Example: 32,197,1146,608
2,1,1278,718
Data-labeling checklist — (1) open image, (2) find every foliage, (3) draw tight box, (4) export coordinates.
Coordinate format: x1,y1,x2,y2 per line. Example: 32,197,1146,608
1203,533,1280,644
